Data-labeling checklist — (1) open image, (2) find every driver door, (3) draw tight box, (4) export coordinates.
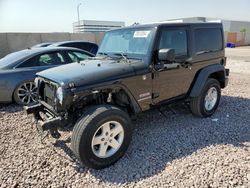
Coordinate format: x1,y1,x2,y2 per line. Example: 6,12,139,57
152,27,193,104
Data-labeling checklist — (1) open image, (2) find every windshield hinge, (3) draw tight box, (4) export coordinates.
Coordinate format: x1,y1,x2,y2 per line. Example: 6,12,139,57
152,72,159,79
151,73,154,79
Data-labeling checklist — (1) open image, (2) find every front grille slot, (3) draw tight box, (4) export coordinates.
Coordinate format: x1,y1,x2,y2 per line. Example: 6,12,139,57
38,81,45,100
44,83,56,106
45,84,54,99
38,79,57,107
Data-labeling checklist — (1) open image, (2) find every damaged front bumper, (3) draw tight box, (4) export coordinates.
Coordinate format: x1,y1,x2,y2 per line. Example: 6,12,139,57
24,103,65,139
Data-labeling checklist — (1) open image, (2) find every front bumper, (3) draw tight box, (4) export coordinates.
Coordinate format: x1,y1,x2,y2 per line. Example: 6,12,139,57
24,103,43,114
24,103,64,138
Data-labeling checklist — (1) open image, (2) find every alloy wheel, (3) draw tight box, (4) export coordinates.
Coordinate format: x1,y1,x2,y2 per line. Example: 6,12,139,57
17,82,38,104
204,87,218,111
91,121,124,158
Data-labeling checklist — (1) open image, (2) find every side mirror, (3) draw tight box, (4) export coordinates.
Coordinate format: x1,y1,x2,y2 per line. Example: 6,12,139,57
158,49,175,62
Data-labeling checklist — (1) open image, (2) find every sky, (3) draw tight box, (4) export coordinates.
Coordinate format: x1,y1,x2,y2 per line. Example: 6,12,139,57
0,0,250,33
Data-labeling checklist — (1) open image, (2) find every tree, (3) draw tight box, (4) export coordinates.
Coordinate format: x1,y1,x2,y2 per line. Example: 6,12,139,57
240,27,247,33
240,27,247,45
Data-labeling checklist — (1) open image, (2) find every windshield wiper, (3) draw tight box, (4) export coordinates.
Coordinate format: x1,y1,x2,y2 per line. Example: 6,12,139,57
98,52,109,56
112,53,129,61
91,52,112,60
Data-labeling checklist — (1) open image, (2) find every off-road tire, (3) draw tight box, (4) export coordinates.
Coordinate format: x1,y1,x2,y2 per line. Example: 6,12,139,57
190,78,221,117
71,105,132,169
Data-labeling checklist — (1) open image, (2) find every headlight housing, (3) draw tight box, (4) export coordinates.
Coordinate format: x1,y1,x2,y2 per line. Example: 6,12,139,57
56,87,63,104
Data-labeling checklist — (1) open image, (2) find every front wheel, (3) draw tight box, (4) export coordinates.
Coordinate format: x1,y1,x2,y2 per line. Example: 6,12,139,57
71,105,132,169
190,78,221,117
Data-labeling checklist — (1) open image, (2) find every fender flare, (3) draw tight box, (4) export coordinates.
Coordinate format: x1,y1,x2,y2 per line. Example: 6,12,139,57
189,64,226,97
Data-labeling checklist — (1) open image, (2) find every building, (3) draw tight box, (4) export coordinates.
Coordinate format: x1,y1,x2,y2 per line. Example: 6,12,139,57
73,20,125,33
164,17,250,46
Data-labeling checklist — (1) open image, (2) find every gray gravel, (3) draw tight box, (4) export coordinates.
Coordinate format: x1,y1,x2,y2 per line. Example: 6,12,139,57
0,48,250,188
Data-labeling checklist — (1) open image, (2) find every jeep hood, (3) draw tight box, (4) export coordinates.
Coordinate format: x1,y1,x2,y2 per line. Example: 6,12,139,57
37,59,140,88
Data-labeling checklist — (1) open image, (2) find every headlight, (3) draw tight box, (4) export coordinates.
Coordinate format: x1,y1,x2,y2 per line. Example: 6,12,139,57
56,87,63,104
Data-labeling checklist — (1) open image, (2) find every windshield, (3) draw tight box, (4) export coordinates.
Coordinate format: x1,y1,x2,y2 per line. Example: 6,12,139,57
0,50,30,68
98,28,155,57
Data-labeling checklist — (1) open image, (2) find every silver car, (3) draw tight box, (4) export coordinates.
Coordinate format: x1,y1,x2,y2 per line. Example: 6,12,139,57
0,47,93,105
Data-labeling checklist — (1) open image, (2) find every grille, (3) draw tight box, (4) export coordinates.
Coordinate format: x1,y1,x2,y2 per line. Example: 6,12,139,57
38,79,57,107
44,83,55,106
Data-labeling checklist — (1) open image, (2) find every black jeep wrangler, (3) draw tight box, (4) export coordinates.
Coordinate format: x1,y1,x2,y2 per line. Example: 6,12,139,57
26,22,229,169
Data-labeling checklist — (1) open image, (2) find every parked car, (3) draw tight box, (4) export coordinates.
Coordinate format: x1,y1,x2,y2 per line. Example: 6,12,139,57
50,41,99,55
0,47,94,105
26,22,229,169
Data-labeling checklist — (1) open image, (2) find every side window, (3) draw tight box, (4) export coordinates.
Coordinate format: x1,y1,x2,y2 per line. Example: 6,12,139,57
63,43,74,48
80,43,91,52
90,44,98,55
159,29,188,58
74,43,83,50
17,57,38,68
64,43,82,50
195,28,223,54
67,51,90,63
38,52,65,66
18,52,65,68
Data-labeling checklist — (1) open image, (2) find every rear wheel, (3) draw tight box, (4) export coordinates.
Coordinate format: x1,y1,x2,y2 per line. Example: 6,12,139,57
190,78,221,117
13,81,38,105
71,105,132,169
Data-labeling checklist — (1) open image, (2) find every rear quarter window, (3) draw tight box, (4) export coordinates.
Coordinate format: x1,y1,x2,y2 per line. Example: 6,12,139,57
62,43,75,47
194,28,223,54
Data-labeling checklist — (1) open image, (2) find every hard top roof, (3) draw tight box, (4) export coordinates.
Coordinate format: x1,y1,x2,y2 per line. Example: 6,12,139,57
111,22,223,31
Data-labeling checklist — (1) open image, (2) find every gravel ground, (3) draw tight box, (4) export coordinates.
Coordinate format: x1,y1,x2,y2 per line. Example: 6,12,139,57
0,48,250,188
